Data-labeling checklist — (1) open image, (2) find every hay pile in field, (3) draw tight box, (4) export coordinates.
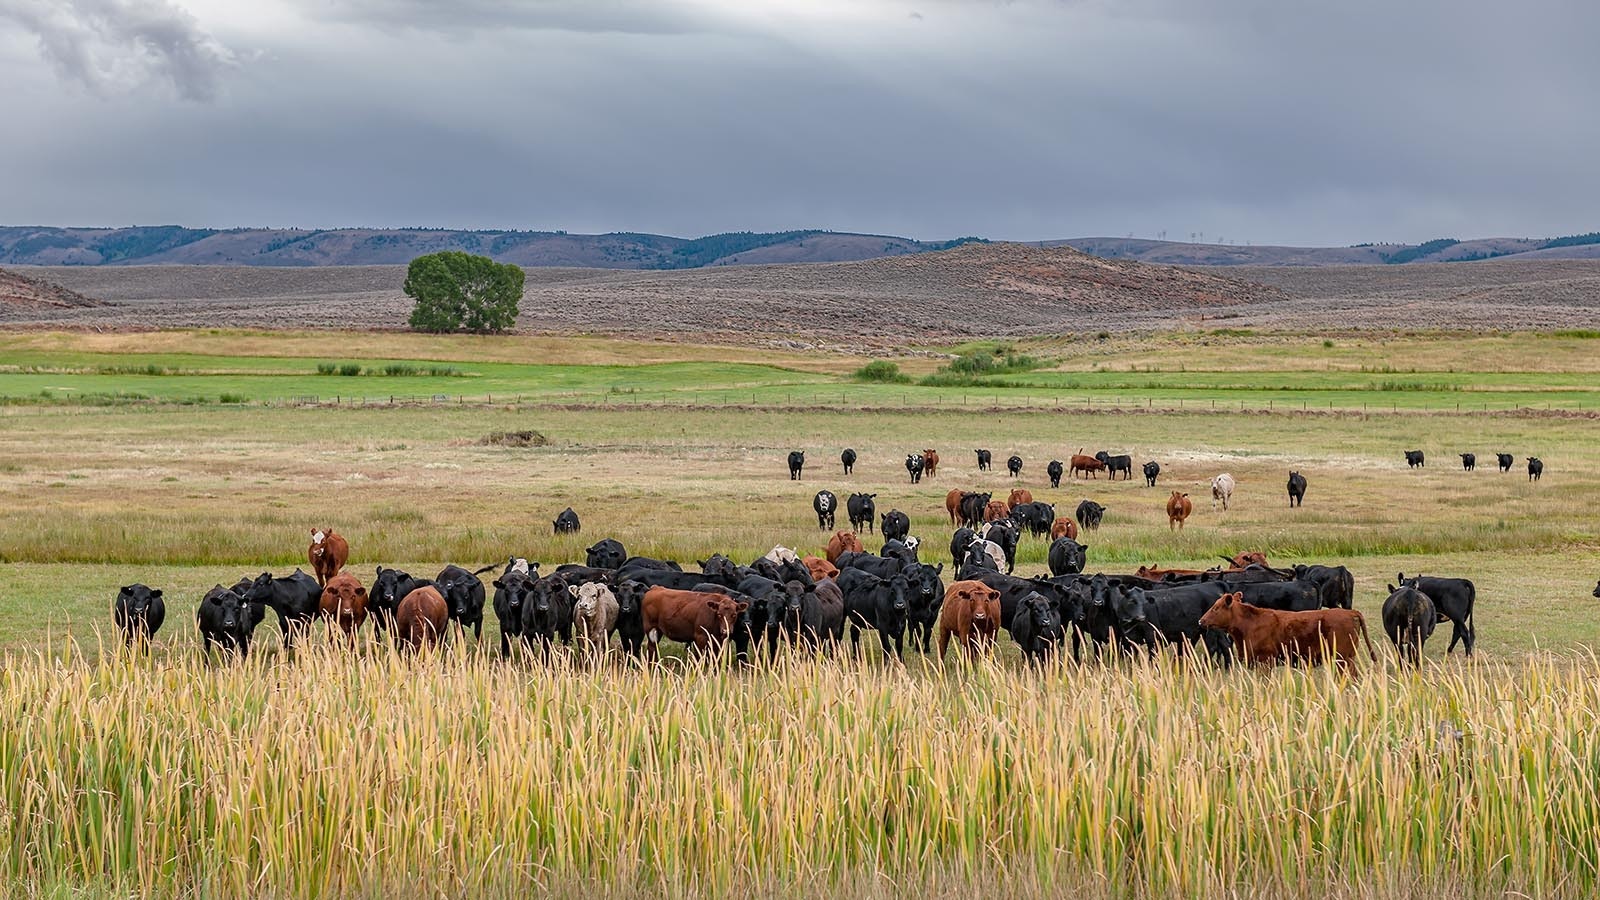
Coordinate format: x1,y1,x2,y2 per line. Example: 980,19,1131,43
480,430,549,447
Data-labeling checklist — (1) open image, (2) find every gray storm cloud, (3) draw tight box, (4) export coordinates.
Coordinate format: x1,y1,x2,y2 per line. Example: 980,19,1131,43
0,0,235,101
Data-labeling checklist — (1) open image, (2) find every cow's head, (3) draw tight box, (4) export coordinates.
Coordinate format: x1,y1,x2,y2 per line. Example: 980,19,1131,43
1198,592,1244,629
204,585,248,634
614,581,647,620
119,584,162,619
493,571,533,620
780,580,808,629
1019,591,1059,634
530,574,569,622
913,564,944,610
884,573,911,619
705,596,750,639
585,540,625,569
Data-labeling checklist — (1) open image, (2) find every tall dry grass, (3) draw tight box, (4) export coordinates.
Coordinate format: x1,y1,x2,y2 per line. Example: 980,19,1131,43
1,640,1597,898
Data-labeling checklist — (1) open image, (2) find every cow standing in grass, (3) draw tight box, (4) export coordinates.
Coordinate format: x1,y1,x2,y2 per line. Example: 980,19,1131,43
308,528,349,587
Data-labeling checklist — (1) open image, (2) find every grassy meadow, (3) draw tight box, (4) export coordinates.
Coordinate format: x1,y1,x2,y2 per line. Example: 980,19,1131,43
4,328,1600,897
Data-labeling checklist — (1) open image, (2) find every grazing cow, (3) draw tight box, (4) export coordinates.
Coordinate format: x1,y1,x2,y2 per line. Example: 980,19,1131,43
1075,500,1105,532
308,527,349,587
241,569,322,651
1497,452,1514,472
114,584,166,649
923,449,940,477
318,572,368,643
906,563,946,653
1007,488,1033,510
585,539,627,570
945,489,965,525
938,580,1002,660
1050,517,1078,541
1210,473,1236,511
1047,537,1087,576
788,450,806,480
841,448,856,475
813,490,837,530
1070,452,1106,479
1397,573,1476,655
949,527,977,568
847,493,877,533
975,449,992,471
881,509,910,543
983,500,1009,524
905,453,925,483
1382,583,1436,666
800,577,846,648
1095,451,1133,481
1009,591,1066,664
371,567,429,638
1405,450,1425,469
1199,592,1377,674
396,585,449,651
435,564,494,641
959,492,992,529
1047,459,1064,488
1460,453,1476,472
1007,455,1023,478
1528,457,1544,481
491,566,536,656
571,581,619,659
837,569,911,660
197,584,257,658
1291,564,1355,610
979,520,1020,573
1143,461,1161,487
553,507,582,534
802,555,839,582
825,530,864,564
1166,491,1192,530
612,581,649,656
1286,471,1307,508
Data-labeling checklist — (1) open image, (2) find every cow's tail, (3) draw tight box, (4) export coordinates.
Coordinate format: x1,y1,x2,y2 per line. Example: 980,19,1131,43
470,564,499,577
1466,581,1477,649
1355,611,1378,663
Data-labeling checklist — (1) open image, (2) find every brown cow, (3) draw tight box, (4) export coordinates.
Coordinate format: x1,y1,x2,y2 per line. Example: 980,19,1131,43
1199,592,1377,674
1166,491,1192,530
395,585,447,651
825,530,864,564
937,580,1002,660
944,489,964,525
641,587,749,660
308,527,349,587
318,572,368,643
983,500,1009,523
1006,488,1033,510
802,555,840,582
1228,551,1269,568
923,449,940,477
1050,517,1079,541
1070,453,1107,479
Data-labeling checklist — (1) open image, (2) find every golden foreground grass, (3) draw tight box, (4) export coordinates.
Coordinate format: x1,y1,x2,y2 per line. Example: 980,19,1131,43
4,642,1598,898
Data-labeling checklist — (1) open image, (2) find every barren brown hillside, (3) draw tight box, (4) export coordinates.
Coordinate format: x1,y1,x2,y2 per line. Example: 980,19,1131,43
0,268,101,309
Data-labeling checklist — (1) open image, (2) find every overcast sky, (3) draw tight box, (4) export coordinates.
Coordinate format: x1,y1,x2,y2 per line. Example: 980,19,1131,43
1,0,1596,245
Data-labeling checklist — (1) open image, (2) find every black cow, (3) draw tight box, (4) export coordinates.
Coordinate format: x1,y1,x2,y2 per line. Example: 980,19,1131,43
958,492,991,529
881,509,910,543
1010,502,1055,539
1287,471,1307,507
906,563,945,653
1047,537,1087,576
1095,452,1133,481
800,577,846,648
959,541,1003,579
522,573,575,652
835,551,911,580
1405,450,1425,468
553,507,581,534
1594,579,1600,600
114,584,166,648
241,569,321,651
980,520,1019,573
435,564,493,641
585,539,626,569
1382,583,1436,666
491,568,536,656
1073,576,1155,656
1497,452,1514,472
1398,573,1476,655
841,448,856,475
1007,455,1023,477
1142,584,1232,661
788,450,806,480
1047,460,1064,488
949,527,977,568
837,569,911,661
1143,461,1161,487
550,564,612,586
197,584,258,659
813,490,837,530
618,555,680,572
1290,564,1355,609
1460,453,1476,472
612,580,649,656
905,453,925,483
751,551,812,586
1075,500,1105,532
1010,591,1066,664
372,567,428,637
880,538,920,567
614,565,720,592
847,493,877,533
1528,457,1544,481
975,449,992,471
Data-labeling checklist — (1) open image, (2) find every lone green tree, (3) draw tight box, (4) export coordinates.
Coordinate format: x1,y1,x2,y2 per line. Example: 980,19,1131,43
404,251,525,333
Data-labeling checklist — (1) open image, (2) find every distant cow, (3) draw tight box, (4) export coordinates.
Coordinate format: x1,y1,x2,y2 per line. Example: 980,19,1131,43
1007,455,1023,478
975,449,992,471
1286,471,1307,507
841,448,856,475
586,539,626,570
1199,592,1377,674
114,584,166,649
1405,450,1425,468
959,492,991,529
1047,460,1064,487
1009,591,1066,665
788,451,805,480
308,528,349,587
1382,583,1435,666
1210,473,1235,510
1397,573,1476,655
923,449,940,476
318,572,369,643
905,453,925,483
813,490,837,530
1007,488,1033,510
1528,457,1544,481
1143,461,1161,487
938,580,1002,660
1075,499,1105,532
1050,517,1078,541
880,509,910,543
396,585,449,650
945,489,965,525
1460,453,1476,472
847,493,876,533
571,581,619,660
1070,453,1106,479
553,507,582,534
1166,491,1192,530
1095,451,1133,481
1593,580,1600,600
1011,501,1055,539
1497,452,1514,472
642,588,747,660
826,530,864,563
1047,537,1087,576
198,584,257,658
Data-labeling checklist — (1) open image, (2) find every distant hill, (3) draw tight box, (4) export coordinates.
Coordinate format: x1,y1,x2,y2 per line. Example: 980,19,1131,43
1057,233,1600,266
0,226,985,269
0,267,101,309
